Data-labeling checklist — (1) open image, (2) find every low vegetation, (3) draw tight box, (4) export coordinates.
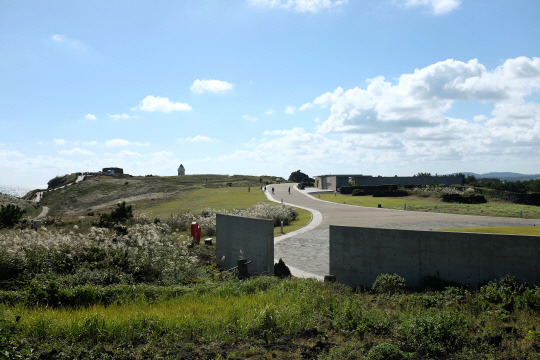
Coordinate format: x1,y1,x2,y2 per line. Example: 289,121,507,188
320,185,540,219
0,204,26,229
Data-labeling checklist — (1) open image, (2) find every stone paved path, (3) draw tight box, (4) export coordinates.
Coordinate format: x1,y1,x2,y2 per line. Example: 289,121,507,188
266,183,540,279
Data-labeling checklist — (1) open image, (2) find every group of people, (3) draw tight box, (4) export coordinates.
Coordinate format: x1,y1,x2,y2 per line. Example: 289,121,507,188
261,186,292,195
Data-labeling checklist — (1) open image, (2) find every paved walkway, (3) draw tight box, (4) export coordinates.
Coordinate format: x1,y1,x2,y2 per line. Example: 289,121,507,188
265,183,540,279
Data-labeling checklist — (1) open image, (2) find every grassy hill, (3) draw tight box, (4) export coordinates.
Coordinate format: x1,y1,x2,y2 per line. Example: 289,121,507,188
38,173,285,218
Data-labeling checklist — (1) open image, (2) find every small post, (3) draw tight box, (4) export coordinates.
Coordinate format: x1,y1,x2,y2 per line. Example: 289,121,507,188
237,259,249,280
280,221,284,233
404,203,406,210
324,275,336,283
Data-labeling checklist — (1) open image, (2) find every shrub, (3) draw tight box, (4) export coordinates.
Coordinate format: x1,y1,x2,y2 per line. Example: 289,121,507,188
47,173,78,189
367,343,404,360
0,204,26,229
98,202,133,229
372,273,406,294
332,300,391,336
351,189,365,196
442,193,487,204
477,274,539,311
399,310,469,356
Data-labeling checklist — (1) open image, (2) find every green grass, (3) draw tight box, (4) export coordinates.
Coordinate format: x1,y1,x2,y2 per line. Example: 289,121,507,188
274,207,311,237
2,277,539,359
439,226,540,235
138,187,268,216
316,193,540,219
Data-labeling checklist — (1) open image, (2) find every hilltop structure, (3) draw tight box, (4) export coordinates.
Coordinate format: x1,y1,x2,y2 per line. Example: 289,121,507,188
102,167,123,176
178,164,185,176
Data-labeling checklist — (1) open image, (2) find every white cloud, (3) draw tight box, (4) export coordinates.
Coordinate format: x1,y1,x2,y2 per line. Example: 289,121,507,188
265,109,276,116
104,139,150,147
299,102,314,111
84,114,97,121
248,0,347,13
243,114,259,122
178,135,216,143
59,147,94,156
190,79,235,94
107,113,130,121
473,115,487,122
135,95,192,112
51,34,89,51
52,139,67,145
401,0,461,15
285,106,296,114
249,56,539,171
314,57,540,134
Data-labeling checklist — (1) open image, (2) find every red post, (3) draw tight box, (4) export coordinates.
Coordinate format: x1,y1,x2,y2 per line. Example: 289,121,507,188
196,225,202,244
191,222,198,240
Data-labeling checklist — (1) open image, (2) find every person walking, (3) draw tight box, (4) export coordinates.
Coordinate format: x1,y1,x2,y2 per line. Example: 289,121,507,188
288,187,291,194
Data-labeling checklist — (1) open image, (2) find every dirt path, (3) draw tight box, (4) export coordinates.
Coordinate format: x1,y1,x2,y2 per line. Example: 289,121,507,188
36,206,49,219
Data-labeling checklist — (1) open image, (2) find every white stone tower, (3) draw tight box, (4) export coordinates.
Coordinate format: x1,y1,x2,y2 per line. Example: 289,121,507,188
178,164,185,176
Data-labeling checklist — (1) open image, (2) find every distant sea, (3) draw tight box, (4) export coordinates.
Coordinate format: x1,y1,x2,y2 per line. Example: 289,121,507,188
0,185,39,198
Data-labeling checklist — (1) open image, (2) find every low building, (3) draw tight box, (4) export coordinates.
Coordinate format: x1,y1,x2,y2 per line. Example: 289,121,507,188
102,167,123,176
314,174,463,191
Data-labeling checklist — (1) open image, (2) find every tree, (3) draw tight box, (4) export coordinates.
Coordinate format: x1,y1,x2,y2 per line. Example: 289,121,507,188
288,170,313,183
98,202,133,229
0,204,26,229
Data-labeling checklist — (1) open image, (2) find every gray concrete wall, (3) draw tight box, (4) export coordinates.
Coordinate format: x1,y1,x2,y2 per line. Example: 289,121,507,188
216,214,274,276
330,226,539,289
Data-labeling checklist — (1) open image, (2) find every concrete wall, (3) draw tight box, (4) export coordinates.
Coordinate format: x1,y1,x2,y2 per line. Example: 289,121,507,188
330,226,540,289
216,214,274,276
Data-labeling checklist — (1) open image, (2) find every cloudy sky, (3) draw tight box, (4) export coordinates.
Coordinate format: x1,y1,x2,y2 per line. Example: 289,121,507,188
1,0,540,187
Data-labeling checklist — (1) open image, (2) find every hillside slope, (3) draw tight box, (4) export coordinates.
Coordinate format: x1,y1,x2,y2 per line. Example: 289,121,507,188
38,174,284,217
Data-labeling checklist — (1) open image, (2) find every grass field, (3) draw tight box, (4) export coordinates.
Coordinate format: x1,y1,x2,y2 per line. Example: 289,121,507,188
2,277,539,359
439,226,540,235
138,187,268,216
316,193,540,219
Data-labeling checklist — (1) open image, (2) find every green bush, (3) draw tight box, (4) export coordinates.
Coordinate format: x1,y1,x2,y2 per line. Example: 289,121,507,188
399,310,469,356
477,275,539,311
332,300,391,336
0,204,26,229
98,202,133,229
442,193,487,204
367,343,404,360
372,273,406,294
351,189,365,196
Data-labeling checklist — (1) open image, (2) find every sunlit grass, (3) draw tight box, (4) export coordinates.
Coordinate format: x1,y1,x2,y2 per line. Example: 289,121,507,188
438,226,540,235
138,187,268,216
316,193,540,219
274,208,311,237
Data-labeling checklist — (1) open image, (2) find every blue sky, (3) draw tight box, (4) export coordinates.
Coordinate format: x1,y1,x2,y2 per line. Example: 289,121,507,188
1,0,540,188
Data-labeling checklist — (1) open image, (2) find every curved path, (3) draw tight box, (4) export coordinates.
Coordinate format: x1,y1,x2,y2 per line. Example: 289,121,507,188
266,183,540,279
